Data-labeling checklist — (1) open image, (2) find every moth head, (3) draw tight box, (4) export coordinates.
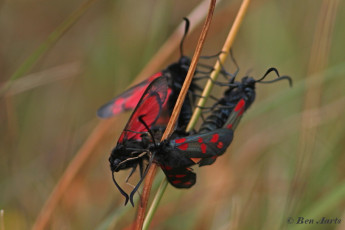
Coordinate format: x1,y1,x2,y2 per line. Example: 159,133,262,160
109,145,131,172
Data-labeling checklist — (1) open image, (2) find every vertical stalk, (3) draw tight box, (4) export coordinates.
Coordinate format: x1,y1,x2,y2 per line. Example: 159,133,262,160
134,1,217,229
143,0,251,229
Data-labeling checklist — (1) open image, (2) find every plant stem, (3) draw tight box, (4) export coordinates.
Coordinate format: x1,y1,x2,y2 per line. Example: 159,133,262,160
142,179,168,230
143,0,251,228
134,0,217,229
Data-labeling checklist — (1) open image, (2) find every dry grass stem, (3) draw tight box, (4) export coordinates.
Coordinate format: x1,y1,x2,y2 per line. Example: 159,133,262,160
134,0,217,229
143,0,251,227
5,62,81,96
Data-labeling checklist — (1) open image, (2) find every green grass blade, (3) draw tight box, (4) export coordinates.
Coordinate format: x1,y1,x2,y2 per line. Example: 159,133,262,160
0,0,98,96
143,178,169,230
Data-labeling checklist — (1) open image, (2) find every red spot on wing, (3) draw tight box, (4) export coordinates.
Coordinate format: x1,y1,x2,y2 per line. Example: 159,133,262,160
198,137,203,143
99,72,163,117
115,98,125,105
161,165,172,170
112,98,125,114
234,99,245,112
110,107,122,116
227,124,233,129
116,76,168,142
211,156,218,160
123,89,145,109
175,138,186,144
172,180,182,184
124,96,162,140
217,141,224,149
148,72,162,81
156,115,170,125
184,181,192,185
118,134,125,143
175,174,186,178
210,133,219,143
163,88,172,108
201,143,207,153
177,143,189,150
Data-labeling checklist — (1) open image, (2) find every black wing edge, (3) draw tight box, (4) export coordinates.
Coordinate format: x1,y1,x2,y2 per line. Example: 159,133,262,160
161,166,196,188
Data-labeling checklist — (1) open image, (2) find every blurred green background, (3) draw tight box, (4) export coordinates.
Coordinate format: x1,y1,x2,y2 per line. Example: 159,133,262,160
1,0,345,229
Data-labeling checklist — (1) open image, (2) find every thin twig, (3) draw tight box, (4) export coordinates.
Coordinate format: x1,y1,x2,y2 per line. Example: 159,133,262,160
143,0,251,227
5,62,81,96
134,1,217,229
142,179,168,230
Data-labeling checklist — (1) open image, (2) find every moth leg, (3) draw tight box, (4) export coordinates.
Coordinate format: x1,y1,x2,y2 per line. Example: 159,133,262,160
111,172,129,205
129,153,155,207
139,160,144,178
125,164,138,183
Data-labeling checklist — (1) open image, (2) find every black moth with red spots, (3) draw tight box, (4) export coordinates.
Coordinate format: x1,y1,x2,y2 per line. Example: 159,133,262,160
194,67,292,166
108,66,292,206
105,34,292,206
109,76,235,206
155,128,233,186
156,69,293,174
200,67,292,133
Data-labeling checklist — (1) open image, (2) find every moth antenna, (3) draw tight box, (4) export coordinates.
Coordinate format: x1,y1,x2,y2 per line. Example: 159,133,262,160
216,55,233,81
138,115,157,148
256,67,292,87
139,160,144,178
256,67,280,82
258,75,293,87
125,164,138,183
199,51,237,81
112,172,129,205
229,49,239,83
180,17,190,57
129,152,155,207
200,51,223,59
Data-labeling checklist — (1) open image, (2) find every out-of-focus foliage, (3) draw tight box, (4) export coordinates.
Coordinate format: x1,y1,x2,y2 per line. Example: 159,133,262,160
1,0,345,229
